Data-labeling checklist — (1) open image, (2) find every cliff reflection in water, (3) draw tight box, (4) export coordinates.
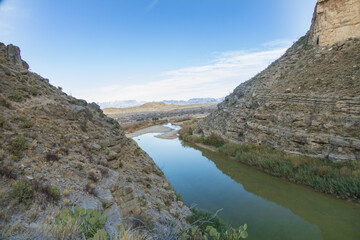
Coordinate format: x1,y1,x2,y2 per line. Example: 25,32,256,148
187,143,360,240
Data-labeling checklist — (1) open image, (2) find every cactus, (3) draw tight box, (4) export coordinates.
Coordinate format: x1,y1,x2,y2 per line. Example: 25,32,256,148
55,206,108,238
93,229,108,240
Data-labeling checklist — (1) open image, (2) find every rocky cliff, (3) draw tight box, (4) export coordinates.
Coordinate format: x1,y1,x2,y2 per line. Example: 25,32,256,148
196,0,360,162
308,0,360,46
0,43,189,238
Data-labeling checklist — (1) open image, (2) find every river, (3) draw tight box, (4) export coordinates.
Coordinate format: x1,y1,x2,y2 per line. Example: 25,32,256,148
133,124,360,240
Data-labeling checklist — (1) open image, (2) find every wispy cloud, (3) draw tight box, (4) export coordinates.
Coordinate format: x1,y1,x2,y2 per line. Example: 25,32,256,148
74,41,292,103
147,0,159,11
0,3,16,35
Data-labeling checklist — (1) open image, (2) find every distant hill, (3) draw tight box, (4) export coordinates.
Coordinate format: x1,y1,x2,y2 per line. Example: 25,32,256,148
163,98,224,105
98,97,223,109
97,100,146,109
103,101,218,115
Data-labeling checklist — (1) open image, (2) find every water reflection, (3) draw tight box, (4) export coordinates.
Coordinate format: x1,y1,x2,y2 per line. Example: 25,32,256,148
134,128,360,240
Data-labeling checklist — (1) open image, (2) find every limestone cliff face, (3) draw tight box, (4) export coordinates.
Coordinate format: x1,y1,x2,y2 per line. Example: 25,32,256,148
308,0,360,46
197,2,360,162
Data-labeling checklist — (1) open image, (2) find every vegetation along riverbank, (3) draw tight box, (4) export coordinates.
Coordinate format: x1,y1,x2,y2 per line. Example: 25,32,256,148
179,121,360,202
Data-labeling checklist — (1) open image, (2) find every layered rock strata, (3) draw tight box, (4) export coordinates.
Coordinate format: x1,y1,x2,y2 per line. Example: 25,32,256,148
196,1,360,162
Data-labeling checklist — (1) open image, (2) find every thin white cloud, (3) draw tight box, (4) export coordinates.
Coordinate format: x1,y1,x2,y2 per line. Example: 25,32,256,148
74,41,292,103
0,3,16,35
147,0,159,11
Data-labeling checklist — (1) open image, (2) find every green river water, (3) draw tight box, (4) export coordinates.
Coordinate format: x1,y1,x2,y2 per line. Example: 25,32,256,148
133,125,360,240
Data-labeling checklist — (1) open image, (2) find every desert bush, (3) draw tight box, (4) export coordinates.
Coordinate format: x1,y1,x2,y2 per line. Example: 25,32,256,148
0,117,6,127
19,120,33,128
9,90,28,102
108,118,120,129
0,98,11,108
45,152,60,162
84,183,97,195
0,163,16,179
88,169,98,182
33,181,62,202
30,87,39,96
185,209,248,240
203,133,226,148
99,167,109,178
340,166,352,177
11,181,33,205
10,135,28,160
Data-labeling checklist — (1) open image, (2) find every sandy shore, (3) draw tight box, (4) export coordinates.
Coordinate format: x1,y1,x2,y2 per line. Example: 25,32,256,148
126,125,173,138
155,130,179,139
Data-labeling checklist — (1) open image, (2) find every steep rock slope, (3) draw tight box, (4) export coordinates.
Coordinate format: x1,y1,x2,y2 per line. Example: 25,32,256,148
0,43,189,238
197,0,360,162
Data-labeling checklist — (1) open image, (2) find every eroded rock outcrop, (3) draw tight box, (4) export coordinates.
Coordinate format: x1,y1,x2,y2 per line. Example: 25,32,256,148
308,0,360,46
196,0,360,162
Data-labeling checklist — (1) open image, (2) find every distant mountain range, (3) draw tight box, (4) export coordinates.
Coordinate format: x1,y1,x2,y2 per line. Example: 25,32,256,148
97,97,224,109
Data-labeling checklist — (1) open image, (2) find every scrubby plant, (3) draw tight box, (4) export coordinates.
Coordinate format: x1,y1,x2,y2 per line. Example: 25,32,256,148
45,152,60,162
99,167,109,178
55,206,108,238
180,209,248,240
0,98,11,108
32,181,62,202
84,183,97,195
108,118,120,129
19,119,33,129
99,112,106,118
0,163,16,179
88,169,98,182
10,181,33,205
9,90,28,102
9,135,28,160
30,87,39,96
0,117,6,128
203,133,226,148
79,121,87,132
176,192,184,202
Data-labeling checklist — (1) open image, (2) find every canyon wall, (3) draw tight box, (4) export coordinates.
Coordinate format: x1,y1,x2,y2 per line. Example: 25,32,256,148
308,0,360,46
196,0,360,162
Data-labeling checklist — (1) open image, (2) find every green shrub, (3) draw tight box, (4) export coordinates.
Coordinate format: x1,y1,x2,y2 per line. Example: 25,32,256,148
19,120,33,129
203,133,226,148
55,206,108,238
10,135,28,160
0,98,11,108
48,186,62,201
108,118,120,129
30,87,39,96
0,117,6,127
11,181,33,205
185,209,248,239
176,192,184,202
9,90,28,102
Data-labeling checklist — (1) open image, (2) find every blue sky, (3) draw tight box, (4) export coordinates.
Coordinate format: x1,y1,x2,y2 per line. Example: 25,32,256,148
0,0,316,102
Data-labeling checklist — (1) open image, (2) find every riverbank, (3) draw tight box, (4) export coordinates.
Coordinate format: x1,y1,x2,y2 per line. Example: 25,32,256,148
179,121,360,202
126,124,173,138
